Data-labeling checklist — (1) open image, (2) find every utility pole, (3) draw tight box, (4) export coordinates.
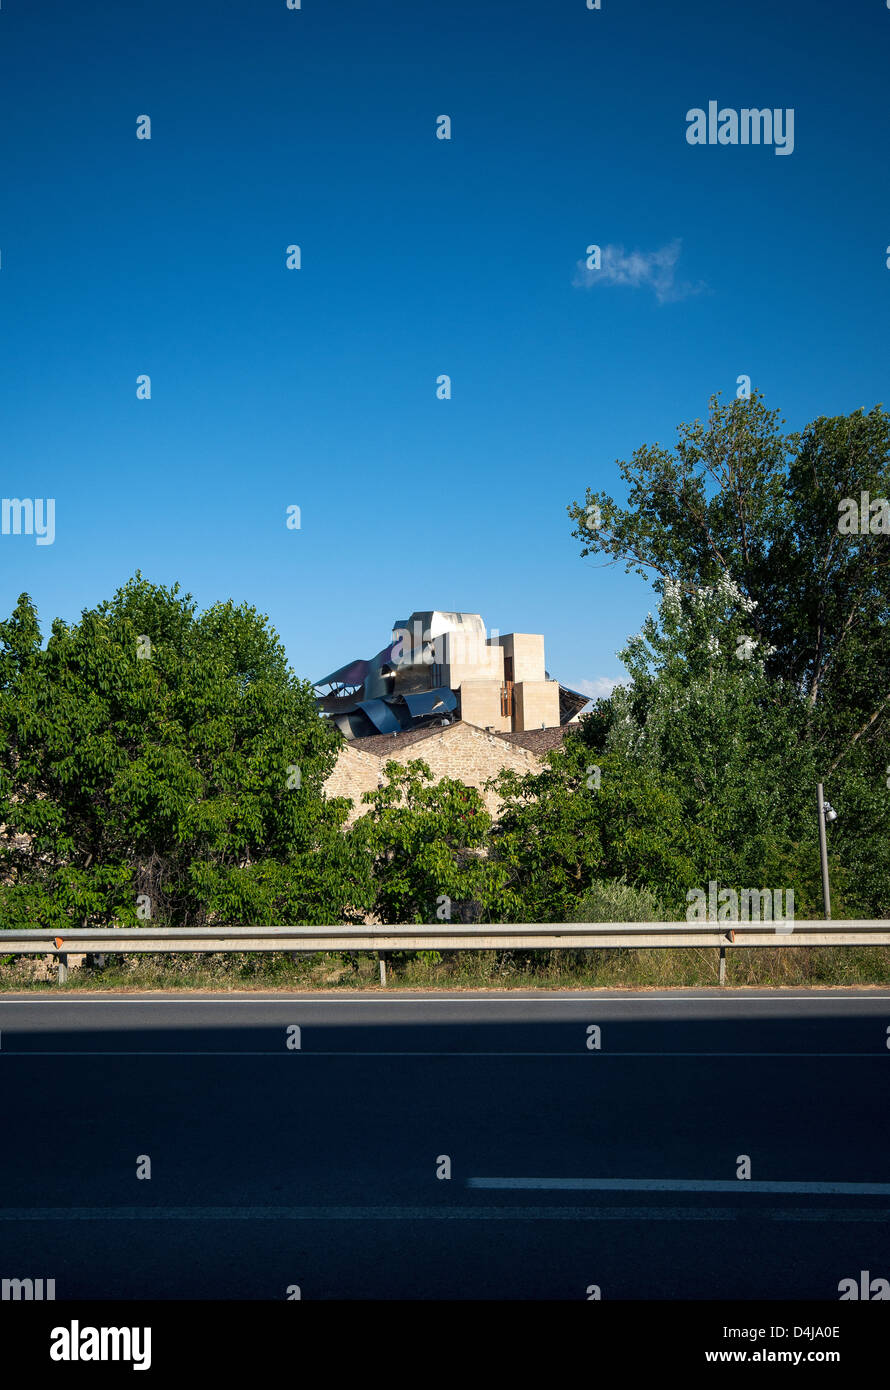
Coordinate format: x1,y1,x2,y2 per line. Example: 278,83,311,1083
816,782,837,919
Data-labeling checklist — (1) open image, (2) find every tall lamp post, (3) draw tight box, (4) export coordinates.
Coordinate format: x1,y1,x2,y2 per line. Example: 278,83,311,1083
816,782,838,919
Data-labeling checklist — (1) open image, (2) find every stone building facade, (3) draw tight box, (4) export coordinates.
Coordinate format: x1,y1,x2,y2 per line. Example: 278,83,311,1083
324,720,570,822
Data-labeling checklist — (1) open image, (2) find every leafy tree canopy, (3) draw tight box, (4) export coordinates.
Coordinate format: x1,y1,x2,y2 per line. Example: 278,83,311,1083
568,392,890,766
350,759,515,924
0,575,365,928
569,394,890,917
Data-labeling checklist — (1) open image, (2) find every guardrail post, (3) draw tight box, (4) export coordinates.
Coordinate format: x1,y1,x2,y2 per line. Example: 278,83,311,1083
378,952,387,987
718,946,726,987
57,953,68,986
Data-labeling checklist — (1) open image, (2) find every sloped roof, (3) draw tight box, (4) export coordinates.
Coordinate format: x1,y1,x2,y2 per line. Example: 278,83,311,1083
349,720,574,760
495,726,573,755
349,724,452,756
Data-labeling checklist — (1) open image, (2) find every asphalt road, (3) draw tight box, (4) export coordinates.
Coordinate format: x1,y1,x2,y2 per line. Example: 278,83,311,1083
1,990,888,1300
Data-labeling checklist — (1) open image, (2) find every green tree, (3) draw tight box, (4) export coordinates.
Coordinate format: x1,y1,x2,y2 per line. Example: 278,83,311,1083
569,393,890,915
568,392,890,763
0,576,366,929
587,575,826,914
350,759,515,924
489,739,710,921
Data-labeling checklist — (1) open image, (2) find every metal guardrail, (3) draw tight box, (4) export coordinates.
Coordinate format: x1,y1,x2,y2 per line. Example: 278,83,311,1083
2,922,888,985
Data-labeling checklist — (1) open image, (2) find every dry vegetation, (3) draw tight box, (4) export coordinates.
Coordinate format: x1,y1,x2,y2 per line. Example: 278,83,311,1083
3,945,889,992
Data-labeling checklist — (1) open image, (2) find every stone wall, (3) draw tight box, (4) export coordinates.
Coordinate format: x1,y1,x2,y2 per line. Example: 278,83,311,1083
324,721,544,821
323,744,383,823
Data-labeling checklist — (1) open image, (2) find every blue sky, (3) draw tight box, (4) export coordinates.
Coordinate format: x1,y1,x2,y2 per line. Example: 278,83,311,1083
1,0,888,698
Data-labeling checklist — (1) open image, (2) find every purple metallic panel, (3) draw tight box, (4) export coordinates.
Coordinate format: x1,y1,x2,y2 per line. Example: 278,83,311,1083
315,657,370,689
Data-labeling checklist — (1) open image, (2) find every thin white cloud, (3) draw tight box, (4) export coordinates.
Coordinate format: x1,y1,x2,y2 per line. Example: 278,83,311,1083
572,676,624,700
573,239,705,304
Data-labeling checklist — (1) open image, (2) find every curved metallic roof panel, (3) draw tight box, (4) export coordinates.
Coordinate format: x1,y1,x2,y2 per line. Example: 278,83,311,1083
402,688,458,717
315,640,400,691
315,656,369,689
357,699,404,735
